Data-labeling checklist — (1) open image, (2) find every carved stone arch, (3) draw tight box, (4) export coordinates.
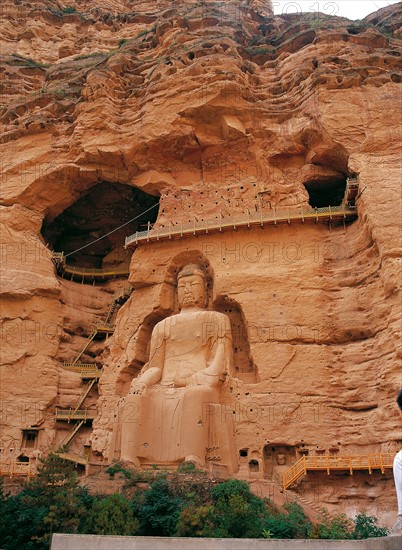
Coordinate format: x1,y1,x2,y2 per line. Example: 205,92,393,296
213,295,258,383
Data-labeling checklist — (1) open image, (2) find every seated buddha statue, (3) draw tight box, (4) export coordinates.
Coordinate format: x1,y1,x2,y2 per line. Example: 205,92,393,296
118,263,236,471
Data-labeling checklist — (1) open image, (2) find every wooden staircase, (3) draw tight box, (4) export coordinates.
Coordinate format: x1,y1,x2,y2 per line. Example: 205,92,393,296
105,287,133,324
283,453,395,491
54,287,133,463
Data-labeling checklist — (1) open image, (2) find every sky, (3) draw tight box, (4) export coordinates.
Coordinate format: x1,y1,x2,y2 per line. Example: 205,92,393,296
272,0,401,20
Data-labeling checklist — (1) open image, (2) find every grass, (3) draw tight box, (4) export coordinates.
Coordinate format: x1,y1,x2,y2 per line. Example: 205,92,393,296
62,6,76,14
9,55,49,68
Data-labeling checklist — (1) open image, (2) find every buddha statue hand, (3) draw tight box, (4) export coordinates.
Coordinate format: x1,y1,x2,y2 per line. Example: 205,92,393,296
128,367,162,395
129,381,147,395
187,370,221,387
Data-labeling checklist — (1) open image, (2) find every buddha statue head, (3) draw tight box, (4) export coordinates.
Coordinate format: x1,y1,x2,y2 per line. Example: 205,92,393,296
177,264,207,310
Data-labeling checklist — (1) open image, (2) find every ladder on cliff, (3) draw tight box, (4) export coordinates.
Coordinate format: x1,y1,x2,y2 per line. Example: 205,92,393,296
55,287,133,462
105,287,133,324
72,330,98,364
57,420,86,449
72,379,98,413
69,288,132,365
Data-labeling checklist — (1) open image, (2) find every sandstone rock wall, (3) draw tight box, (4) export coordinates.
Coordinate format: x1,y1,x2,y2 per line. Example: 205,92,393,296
1,0,401,524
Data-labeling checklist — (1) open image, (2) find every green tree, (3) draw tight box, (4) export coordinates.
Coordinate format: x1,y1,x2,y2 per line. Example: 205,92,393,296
352,513,388,539
2,454,92,548
84,493,139,535
203,479,269,538
30,454,90,542
136,475,182,536
176,504,212,537
264,502,312,539
0,490,48,550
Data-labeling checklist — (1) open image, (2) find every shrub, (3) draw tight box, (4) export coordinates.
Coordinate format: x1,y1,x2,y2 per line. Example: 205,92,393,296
176,504,212,537
136,475,182,536
203,479,268,538
84,494,139,535
311,510,353,539
352,513,388,539
264,501,312,539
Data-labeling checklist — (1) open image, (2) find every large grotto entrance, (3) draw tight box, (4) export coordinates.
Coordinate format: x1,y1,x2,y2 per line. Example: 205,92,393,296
304,175,347,208
42,182,159,268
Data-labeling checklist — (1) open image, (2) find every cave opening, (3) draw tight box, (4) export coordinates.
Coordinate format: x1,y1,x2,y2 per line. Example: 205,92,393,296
42,181,159,268
304,176,347,208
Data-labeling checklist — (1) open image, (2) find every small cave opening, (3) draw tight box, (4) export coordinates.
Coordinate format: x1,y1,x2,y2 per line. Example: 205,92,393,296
249,459,259,472
304,175,347,208
42,181,159,268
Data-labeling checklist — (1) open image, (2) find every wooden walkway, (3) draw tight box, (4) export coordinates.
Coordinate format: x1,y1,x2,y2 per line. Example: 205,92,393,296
52,253,129,282
125,204,357,249
0,460,35,479
55,408,97,422
283,453,394,491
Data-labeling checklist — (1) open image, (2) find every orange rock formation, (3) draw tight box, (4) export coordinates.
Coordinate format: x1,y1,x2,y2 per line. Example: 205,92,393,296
1,0,401,525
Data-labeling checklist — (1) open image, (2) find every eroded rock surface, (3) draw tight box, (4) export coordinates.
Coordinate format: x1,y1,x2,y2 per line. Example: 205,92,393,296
1,0,401,524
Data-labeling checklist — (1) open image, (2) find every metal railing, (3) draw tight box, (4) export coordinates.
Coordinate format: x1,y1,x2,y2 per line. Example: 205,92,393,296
63,265,130,277
80,369,101,380
125,204,357,248
283,453,395,491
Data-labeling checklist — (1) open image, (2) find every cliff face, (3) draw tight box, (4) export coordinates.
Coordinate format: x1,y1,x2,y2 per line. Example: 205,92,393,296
1,0,401,523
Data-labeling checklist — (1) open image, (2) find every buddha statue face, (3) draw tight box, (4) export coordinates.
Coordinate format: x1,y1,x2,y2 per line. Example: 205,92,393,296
177,265,207,310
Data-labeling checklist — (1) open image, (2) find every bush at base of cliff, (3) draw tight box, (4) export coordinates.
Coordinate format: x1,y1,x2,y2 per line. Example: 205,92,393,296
352,512,388,539
83,493,139,535
263,502,313,539
201,479,271,538
310,511,354,539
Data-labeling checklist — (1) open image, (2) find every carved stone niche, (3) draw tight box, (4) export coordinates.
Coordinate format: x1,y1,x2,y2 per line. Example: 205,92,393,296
263,444,297,478
213,295,258,383
112,250,241,473
248,450,263,479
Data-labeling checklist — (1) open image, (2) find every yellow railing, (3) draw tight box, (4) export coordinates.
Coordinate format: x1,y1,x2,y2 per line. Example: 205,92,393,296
62,265,130,278
125,204,357,249
61,362,97,371
95,323,115,333
283,453,395,491
55,408,97,422
80,369,101,380
0,460,34,478
51,253,129,279
61,363,101,379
